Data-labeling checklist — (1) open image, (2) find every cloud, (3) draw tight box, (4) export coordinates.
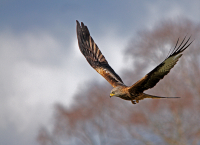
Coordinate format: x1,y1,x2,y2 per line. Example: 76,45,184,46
0,28,88,144
144,0,200,29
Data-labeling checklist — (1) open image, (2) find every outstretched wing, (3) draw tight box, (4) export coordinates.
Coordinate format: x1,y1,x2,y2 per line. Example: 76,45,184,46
129,36,193,93
76,20,124,88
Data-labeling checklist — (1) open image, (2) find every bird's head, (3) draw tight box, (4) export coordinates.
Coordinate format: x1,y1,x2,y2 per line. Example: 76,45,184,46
110,86,124,98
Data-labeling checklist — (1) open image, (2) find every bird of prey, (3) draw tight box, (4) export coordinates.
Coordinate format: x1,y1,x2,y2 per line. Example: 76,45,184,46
76,20,193,104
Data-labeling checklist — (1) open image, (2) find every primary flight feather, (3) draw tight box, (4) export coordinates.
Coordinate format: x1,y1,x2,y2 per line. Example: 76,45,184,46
76,20,193,104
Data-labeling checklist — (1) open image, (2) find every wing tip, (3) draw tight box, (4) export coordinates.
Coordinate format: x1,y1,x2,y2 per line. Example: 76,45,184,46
76,20,80,28
171,36,193,57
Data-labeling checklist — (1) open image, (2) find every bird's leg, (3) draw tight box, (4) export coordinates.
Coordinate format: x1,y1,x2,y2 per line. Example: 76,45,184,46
131,100,136,104
136,100,139,103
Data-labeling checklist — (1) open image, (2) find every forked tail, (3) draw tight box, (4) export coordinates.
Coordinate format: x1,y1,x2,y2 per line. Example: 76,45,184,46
142,93,180,99
131,93,180,104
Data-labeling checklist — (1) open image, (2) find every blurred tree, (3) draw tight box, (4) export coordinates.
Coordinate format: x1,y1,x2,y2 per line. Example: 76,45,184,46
37,18,200,145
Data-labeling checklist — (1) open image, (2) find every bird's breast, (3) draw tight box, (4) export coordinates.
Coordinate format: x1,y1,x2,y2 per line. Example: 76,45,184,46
119,94,132,100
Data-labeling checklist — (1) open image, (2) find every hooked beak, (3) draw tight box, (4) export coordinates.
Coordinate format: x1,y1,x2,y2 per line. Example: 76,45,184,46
110,93,114,98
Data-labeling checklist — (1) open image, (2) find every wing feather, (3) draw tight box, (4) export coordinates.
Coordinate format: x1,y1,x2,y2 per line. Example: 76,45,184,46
129,36,193,93
76,20,124,87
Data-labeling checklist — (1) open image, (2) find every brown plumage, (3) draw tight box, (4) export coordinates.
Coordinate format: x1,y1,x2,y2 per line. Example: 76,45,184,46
76,20,193,104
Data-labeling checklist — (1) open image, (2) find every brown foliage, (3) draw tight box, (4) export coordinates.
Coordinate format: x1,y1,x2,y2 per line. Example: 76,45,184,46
37,18,200,145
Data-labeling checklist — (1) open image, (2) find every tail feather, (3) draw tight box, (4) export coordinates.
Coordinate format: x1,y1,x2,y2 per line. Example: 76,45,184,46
131,93,180,104
141,93,180,99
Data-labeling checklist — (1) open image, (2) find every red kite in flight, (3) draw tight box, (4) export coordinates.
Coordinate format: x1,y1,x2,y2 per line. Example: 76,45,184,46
76,20,193,104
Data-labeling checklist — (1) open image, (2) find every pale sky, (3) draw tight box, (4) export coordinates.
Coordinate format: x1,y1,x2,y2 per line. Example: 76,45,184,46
0,0,200,145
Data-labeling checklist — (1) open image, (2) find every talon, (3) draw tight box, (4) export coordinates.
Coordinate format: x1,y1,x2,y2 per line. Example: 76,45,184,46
136,100,139,103
131,100,136,104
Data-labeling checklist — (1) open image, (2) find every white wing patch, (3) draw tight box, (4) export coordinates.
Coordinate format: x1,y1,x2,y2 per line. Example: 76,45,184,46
159,54,182,73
